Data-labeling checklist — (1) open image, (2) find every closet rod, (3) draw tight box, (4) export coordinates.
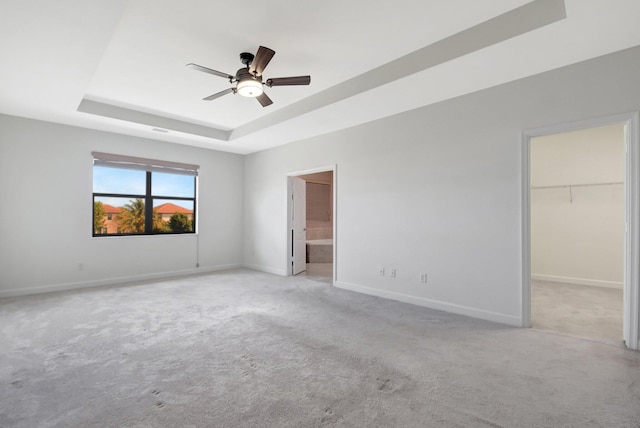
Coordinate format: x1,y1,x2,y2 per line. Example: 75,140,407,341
531,181,623,190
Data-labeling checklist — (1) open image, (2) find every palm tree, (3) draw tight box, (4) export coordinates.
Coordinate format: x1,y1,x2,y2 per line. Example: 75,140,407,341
116,199,146,233
93,201,106,234
153,212,171,232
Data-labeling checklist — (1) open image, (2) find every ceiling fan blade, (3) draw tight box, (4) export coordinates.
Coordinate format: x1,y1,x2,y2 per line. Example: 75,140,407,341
266,76,311,87
186,63,234,80
202,87,234,101
256,92,273,107
249,46,275,76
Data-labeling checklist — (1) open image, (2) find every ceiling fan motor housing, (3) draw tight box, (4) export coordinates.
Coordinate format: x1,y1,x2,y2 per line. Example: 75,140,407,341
236,68,257,81
235,68,263,97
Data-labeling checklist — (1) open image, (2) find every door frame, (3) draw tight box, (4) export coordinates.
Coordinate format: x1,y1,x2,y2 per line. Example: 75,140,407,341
286,164,337,284
521,112,640,350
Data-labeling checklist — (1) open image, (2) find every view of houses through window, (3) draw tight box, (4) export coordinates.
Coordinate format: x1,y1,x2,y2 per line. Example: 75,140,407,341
92,153,197,236
93,199,194,235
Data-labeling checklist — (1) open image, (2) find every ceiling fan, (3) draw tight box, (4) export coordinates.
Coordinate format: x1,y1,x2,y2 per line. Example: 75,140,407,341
187,46,311,107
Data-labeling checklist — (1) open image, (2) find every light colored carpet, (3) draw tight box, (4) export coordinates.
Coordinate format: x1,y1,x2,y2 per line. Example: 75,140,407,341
531,280,623,343
1,269,639,427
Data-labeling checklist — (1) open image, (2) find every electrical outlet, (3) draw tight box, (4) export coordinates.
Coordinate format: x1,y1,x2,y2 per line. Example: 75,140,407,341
391,268,397,278
379,267,385,276
420,273,428,283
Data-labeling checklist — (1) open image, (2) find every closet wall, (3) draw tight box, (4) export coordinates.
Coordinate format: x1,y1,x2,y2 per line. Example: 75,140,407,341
530,124,625,288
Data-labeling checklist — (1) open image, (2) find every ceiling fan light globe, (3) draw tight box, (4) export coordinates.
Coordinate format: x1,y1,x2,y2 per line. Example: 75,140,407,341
237,79,263,97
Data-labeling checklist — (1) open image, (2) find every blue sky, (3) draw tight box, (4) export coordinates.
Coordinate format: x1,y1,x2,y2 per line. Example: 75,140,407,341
93,167,195,210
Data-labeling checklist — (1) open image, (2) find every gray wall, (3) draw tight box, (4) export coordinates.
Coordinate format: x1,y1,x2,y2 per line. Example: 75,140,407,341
0,116,244,296
243,46,640,326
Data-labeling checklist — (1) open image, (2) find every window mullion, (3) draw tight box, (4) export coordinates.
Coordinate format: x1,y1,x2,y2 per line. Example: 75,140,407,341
145,171,153,233
193,176,197,233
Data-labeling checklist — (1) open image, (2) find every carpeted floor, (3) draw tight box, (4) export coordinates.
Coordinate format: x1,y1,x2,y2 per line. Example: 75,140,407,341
1,269,639,427
531,280,623,343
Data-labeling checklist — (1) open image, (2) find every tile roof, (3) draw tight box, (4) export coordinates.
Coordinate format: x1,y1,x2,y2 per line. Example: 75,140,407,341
154,202,193,214
102,203,122,214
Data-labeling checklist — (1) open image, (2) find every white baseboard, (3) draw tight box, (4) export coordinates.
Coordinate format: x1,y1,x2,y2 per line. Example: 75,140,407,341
0,264,242,299
335,280,521,327
243,264,287,276
531,273,623,289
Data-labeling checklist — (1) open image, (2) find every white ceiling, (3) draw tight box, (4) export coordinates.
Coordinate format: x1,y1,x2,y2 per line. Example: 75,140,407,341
1,0,640,154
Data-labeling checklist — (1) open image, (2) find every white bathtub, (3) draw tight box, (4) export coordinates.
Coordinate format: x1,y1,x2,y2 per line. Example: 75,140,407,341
306,239,333,263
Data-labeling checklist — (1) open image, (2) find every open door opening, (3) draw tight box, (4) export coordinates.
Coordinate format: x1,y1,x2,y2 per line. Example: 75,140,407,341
522,114,640,351
287,166,336,284
530,124,624,342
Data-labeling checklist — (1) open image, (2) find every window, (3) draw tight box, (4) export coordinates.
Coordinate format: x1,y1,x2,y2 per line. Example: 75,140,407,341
92,152,198,236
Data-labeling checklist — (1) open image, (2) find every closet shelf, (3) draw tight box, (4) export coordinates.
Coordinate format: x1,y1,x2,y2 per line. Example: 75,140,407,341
531,181,623,190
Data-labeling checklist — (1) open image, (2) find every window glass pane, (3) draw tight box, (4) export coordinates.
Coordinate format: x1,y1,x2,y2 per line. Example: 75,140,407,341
94,197,145,235
153,199,194,233
93,166,146,194
152,172,195,198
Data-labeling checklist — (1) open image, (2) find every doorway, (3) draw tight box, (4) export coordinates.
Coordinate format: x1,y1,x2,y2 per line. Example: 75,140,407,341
522,114,640,350
287,166,336,284
531,124,624,341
